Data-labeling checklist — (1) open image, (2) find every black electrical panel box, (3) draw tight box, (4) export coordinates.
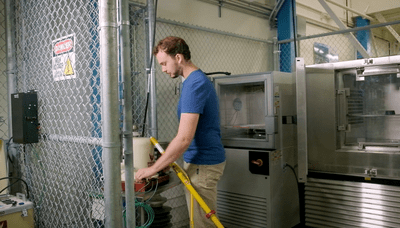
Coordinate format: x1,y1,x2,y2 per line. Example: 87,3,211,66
11,91,39,144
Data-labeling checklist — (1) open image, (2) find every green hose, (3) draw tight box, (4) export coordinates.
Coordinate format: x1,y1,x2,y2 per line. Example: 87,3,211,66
123,199,155,228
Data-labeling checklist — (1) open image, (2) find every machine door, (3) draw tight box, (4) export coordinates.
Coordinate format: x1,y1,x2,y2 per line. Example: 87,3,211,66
214,73,276,149
336,65,400,153
295,58,335,182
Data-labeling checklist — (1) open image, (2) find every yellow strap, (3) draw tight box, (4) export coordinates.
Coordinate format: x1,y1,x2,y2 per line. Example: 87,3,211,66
150,137,224,228
190,194,194,228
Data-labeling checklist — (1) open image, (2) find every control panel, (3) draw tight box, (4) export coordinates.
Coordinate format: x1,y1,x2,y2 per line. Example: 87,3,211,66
11,91,39,144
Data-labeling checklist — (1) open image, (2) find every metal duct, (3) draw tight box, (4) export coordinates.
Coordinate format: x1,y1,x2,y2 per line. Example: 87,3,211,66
305,177,400,228
217,191,268,228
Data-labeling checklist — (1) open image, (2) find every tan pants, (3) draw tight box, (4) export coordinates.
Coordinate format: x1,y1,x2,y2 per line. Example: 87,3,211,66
183,161,226,228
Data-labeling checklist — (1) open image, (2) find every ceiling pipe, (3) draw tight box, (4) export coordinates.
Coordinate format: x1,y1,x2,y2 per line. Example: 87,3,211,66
269,0,285,25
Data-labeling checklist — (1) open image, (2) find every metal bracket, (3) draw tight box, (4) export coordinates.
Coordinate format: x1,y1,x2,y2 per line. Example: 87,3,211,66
337,88,350,96
358,142,365,150
365,168,377,177
22,209,28,217
337,124,351,132
337,125,345,131
356,67,365,81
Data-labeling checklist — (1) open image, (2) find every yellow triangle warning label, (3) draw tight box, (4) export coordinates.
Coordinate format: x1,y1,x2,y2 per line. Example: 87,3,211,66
64,57,74,76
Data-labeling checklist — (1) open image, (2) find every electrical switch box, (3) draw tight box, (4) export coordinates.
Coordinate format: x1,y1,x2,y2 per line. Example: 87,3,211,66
11,91,39,144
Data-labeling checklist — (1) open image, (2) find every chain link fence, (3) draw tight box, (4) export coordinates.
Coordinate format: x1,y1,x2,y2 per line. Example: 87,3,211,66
2,0,273,227
279,21,400,71
5,0,399,227
11,0,104,227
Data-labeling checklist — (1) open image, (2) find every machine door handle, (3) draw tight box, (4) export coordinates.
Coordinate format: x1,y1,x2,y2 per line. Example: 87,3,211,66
251,159,263,167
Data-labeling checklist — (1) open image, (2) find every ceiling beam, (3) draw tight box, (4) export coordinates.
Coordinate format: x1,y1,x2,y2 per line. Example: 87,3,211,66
318,0,370,58
325,0,376,22
374,13,400,44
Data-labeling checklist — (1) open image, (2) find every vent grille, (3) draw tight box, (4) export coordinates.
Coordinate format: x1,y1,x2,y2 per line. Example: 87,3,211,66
217,190,268,228
348,90,364,125
305,178,400,228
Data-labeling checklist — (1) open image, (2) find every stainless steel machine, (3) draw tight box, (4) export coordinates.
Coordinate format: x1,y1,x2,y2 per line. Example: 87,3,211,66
213,72,300,228
296,56,400,227
296,56,400,180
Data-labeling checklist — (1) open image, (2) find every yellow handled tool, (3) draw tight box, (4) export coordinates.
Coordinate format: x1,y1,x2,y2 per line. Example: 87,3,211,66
150,137,224,228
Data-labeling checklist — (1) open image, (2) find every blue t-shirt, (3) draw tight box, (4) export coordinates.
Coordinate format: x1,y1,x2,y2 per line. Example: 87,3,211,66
177,69,225,165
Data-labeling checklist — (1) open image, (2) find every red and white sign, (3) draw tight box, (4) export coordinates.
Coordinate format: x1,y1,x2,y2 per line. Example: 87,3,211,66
52,34,76,81
54,39,74,55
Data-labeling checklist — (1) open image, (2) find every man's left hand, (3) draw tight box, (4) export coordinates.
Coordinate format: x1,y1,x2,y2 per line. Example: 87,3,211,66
135,167,158,182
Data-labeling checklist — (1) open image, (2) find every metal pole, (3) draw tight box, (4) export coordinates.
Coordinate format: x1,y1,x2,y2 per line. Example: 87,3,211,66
5,0,16,140
99,0,123,227
147,0,158,139
5,0,19,188
273,37,280,71
119,0,135,227
44,134,102,146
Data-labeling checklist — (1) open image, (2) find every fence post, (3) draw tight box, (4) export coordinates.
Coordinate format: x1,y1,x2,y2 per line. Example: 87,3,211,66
120,0,135,227
5,0,16,141
273,37,280,71
99,0,123,227
5,0,19,194
147,0,158,138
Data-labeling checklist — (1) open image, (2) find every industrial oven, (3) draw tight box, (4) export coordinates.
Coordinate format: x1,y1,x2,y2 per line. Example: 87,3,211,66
213,72,300,228
296,56,400,227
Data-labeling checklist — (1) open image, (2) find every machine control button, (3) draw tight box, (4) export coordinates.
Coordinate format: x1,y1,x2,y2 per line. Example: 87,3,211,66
249,151,269,175
251,159,263,167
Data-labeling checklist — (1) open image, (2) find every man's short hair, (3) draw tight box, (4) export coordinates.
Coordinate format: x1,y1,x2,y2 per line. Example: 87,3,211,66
153,36,191,60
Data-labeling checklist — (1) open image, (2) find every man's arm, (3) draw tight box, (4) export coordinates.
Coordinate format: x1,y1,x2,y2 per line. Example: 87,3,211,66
134,113,199,181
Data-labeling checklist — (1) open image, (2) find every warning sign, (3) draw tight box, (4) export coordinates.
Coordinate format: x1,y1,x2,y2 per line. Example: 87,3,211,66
52,34,76,81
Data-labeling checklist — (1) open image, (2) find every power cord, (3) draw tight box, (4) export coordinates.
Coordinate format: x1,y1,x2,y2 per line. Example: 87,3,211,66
130,177,159,227
0,177,30,199
284,163,298,183
145,178,159,203
283,162,302,226
6,137,15,167
133,199,155,228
